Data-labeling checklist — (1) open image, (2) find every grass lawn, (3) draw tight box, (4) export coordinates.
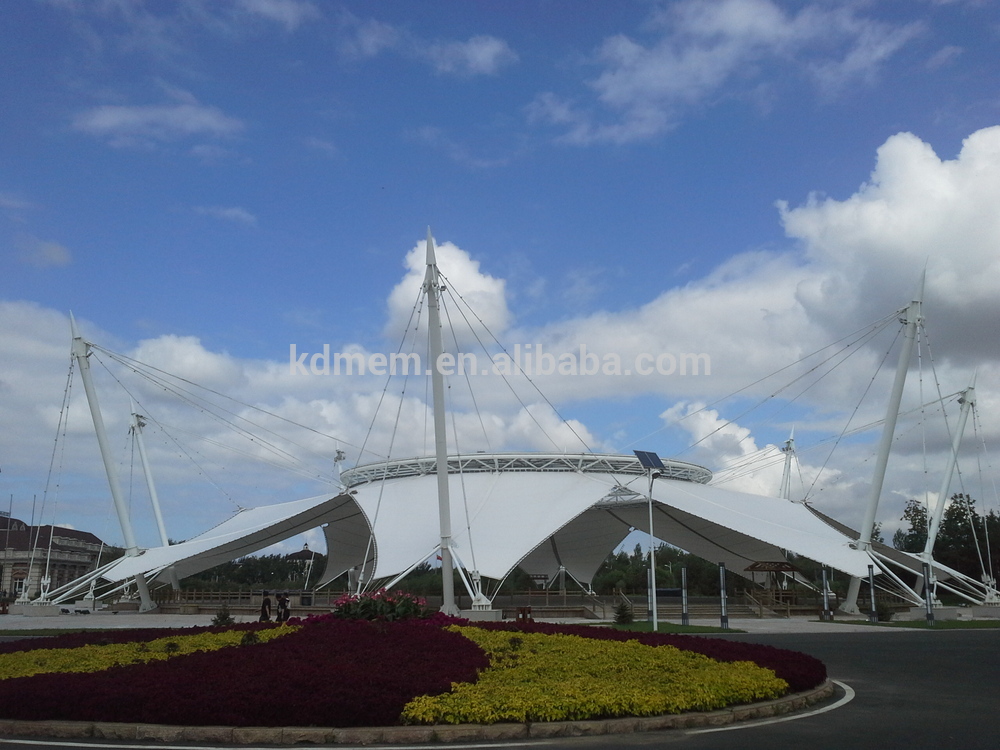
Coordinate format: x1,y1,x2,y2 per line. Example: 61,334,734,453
609,621,745,634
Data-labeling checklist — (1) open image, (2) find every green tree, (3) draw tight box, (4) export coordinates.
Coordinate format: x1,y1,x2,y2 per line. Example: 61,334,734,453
984,509,1000,587
934,494,984,579
590,543,732,596
896,494,1000,584
893,498,928,553
181,553,327,590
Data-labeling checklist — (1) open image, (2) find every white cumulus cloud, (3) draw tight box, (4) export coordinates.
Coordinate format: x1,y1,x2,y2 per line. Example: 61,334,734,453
384,234,512,346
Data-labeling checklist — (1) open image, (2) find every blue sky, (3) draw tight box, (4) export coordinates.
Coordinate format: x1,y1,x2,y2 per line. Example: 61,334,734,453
3,0,1000,551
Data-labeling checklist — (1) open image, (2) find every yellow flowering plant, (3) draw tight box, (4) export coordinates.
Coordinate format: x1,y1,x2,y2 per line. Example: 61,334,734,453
401,626,788,725
0,625,297,681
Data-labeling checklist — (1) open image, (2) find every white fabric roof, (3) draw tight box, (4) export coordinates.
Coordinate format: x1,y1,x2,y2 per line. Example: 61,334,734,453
327,457,876,586
101,492,364,583
647,480,874,578
334,469,624,585
94,453,877,592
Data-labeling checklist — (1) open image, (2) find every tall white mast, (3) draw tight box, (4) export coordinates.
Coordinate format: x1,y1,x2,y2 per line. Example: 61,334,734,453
70,314,155,611
130,403,169,548
858,274,924,550
841,274,924,613
779,428,796,502
922,374,975,577
423,229,460,616
130,401,181,590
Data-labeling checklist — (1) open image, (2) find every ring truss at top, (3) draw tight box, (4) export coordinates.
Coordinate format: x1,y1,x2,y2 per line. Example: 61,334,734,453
341,452,714,488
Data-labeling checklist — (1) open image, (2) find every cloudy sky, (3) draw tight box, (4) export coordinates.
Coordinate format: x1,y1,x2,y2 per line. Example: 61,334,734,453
3,0,1000,556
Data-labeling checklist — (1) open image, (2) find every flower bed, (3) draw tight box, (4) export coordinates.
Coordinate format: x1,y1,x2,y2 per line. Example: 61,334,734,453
0,626,295,680
0,615,825,728
402,627,788,724
0,618,488,727
0,625,248,655
473,621,827,693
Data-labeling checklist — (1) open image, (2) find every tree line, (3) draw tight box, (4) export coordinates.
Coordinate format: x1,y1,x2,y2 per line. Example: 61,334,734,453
180,553,325,590
893,493,999,583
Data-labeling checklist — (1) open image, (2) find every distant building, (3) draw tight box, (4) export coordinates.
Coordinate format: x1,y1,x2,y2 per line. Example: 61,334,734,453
0,514,110,600
284,543,323,586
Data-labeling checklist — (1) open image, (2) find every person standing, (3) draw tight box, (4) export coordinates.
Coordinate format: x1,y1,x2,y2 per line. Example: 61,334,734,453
259,590,272,622
276,592,290,623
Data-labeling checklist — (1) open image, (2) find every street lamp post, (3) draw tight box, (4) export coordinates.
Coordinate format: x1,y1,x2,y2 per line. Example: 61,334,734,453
634,450,665,632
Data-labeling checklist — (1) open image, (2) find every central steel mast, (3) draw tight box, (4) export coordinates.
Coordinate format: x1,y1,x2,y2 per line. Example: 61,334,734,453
841,274,924,614
423,229,460,616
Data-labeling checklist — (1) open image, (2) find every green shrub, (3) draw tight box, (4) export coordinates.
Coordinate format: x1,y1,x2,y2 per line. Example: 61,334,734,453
875,601,895,622
613,601,634,624
211,604,236,627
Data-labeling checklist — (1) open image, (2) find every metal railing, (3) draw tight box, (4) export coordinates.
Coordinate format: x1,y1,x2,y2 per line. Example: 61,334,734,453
152,589,345,609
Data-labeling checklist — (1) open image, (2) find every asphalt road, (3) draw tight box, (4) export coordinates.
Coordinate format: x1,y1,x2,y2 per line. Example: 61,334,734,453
571,629,1000,750
0,628,997,749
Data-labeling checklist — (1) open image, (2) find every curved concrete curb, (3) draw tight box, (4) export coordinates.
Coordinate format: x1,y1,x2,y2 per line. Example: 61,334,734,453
0,681,834,744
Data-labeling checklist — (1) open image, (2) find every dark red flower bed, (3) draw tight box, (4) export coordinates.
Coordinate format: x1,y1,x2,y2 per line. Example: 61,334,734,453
0,618,488,728
472,622,826,693
0,616,825,727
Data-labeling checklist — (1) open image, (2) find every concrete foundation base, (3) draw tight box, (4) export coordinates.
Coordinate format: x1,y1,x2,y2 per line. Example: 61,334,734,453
460,608,503,621
896,605,998,621
8,604,63,617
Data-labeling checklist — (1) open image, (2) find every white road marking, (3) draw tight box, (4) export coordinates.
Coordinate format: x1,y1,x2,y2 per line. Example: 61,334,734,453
688,679,856,734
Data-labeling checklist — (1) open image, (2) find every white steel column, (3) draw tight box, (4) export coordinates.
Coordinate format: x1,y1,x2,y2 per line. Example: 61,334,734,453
131,403,180,590
922,375,975,587
779,429,795,502
131,405,169,548
70,314,155,611
423,229,460,616
842,276,923,614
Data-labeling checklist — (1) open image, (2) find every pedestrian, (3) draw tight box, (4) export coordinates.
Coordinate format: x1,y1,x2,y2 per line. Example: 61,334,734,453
259,590,272,622
277,592,290,622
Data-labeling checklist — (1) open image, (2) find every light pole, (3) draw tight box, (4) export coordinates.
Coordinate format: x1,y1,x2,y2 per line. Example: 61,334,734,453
634,450,665,632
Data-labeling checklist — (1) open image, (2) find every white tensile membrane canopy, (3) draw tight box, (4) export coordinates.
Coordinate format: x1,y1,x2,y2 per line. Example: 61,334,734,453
316,453,877,590
99,492,369,584
88,452,876,596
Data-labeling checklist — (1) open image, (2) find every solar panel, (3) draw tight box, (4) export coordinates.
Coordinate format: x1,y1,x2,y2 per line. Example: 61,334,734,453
633,449,665,469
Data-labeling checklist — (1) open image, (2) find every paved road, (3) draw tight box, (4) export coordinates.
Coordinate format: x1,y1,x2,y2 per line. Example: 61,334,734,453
568,629,1000,750
0,616,997,749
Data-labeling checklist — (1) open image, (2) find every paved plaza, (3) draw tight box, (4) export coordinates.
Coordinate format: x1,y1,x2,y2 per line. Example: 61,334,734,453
0,610,925,633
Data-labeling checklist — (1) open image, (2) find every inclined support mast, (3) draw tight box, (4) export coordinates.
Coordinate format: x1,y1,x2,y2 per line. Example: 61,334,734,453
922,375,975,593
841,275,924,613
131,402,181,590
70,314,155,612
857,275,924,551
